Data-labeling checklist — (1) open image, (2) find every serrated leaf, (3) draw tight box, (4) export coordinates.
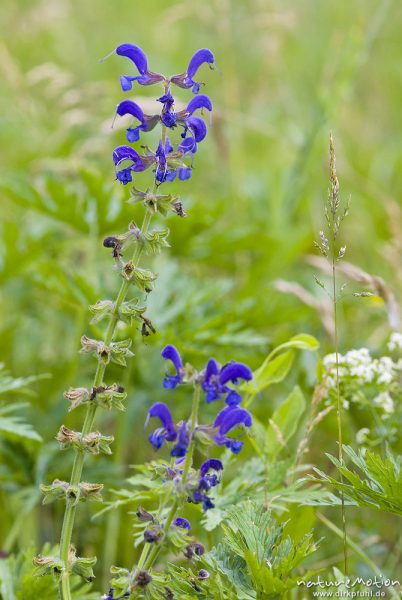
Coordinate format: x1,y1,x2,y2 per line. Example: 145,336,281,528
311,445,402,516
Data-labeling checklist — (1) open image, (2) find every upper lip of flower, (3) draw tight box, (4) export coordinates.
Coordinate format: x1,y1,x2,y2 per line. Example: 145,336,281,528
212,405,252,453
199,458,223,478
145,402,177,450
115,43,165,90
202,359,253,404
170,48,215,94
161,344,184,388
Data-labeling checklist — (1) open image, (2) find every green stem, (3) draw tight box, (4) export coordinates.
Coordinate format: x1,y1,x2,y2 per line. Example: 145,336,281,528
181,384,201,484
58,208,153,600
332,242,348,576
142,501,179,573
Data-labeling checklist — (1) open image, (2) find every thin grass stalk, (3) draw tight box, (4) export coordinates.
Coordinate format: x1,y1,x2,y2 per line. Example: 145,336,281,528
328,133,348,575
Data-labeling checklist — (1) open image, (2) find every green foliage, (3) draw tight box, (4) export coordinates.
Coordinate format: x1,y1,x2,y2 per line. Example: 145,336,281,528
0,403,42,443
199,501,319,599
0,0,401,594
311,444,402,516
265,385,306,459
242,334,319,402
0,545,97,600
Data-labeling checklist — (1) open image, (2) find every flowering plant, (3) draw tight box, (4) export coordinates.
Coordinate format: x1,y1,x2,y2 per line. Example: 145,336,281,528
35,43,217,599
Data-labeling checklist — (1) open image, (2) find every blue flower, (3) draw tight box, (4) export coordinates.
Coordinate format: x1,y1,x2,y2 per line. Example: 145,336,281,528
115,44,165,91
199,458,223,488
102,587,129,599
155,139,177,183
187,459,223,512
161,345,184,389
202,359,252,405
157,91,177,128
115,100,159,143
145,402,177,450
213,406,252,453
173,517,191,530
170,421,190,458
171,49,215,94
112,145,150,184
199,458,223,479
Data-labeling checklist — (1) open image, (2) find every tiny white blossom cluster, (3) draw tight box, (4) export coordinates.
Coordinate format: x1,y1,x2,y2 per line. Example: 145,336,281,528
322,346,401,418
388,331,402,353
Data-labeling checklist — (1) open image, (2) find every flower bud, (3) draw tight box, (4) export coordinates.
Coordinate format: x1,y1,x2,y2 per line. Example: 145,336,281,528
198,569,209,580
136,570,152,586
136,506,154,522
144,528,161,543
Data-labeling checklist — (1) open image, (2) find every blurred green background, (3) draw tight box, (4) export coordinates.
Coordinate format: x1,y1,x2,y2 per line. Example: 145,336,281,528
0,0,401,592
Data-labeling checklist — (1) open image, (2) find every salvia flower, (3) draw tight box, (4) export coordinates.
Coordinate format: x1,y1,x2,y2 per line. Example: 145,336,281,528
157,91,176,128
108,43,214,187
213,405,252,453
170,48,215,94
102,588,130,600
189,458,224,511
203,359,253,405
115,44,165,90
161,344,184,389
172,517,191,530
145,402,177,450
170,421,190,458
115,100,159,143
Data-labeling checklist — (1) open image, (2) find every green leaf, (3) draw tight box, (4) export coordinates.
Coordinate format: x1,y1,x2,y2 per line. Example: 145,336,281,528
243,350,294,398
0,403,42,442
242,334,319,400
271,334,320,354
311,445,402,516
266,386,306,459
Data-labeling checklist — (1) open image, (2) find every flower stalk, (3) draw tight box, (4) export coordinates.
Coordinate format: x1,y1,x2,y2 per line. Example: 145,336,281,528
57,208,154,599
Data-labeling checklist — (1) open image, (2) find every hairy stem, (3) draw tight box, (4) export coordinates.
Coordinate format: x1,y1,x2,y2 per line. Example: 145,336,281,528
58,208,153,599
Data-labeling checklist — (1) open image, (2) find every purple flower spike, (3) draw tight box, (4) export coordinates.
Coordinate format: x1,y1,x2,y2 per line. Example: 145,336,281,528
219,362,253,386
161,345,184,389
200,459,223,478
116,43,165,89
146,402,177,450
173,517,191,530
